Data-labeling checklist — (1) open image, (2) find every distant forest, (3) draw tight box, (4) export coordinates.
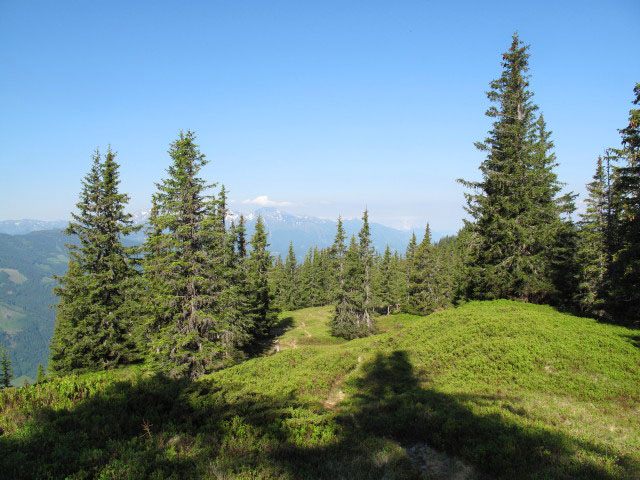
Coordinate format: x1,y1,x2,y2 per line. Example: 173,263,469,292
3,33,637,386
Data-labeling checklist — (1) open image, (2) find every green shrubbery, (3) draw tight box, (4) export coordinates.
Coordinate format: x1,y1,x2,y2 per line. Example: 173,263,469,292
1,301,639,479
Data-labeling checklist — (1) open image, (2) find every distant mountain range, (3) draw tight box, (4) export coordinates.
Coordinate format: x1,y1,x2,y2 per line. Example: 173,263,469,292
0,208,451,259
0,219,69,235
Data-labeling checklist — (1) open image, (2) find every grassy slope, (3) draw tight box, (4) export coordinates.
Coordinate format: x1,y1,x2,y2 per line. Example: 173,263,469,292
1,301,639,479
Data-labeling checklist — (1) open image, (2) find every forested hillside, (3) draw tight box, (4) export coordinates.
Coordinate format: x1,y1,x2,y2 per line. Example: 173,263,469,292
0,231,71,382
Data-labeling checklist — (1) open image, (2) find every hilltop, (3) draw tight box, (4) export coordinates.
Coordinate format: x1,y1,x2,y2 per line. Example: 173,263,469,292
1,301,639,479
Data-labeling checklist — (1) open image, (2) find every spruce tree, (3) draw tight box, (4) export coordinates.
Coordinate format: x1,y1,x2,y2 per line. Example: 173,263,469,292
610,83,640,323
1,345,12,388
358,209,374,331
374,245,394,314
576,155,611,315
35,363,46,384
458,33,574,303
142,131,223,378
281,241,299,309
329,217,347,303
245,216,278,341
331,236,368,339
331,210,376,339
50,148,139,374
402,232,417,310
406,225,445,315
213,188,252,357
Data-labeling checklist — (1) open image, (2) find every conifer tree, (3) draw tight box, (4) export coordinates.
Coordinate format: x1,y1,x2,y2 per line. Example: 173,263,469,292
576,155,612,315
142,131,223,378
280,241,299,309
402,232,417,309
358,209,374,331
331,210,376,339
1,345,12,388
331,236,368,339
35,363,46,384
214,188,252,357
330,217,347,303
374,245,395,314
610,83,640,323
246,216,278,341
234,215,248,259
298,249,315,306
406,225,444,314
458,33,574,303
50,148,139,374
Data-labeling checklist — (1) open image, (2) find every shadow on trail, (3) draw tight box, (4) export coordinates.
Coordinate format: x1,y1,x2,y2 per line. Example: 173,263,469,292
244,315,296,357
1,352,636,479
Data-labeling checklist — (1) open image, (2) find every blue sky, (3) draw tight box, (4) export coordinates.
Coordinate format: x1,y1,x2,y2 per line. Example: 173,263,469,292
1,0,638,233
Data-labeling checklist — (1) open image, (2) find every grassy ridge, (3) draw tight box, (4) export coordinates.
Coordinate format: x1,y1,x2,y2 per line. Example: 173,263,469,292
1,300,639,479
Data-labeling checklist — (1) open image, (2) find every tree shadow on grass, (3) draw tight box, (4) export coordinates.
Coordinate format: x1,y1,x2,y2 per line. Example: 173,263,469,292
622,333,640,350
1,352,638,479
244,315,296,357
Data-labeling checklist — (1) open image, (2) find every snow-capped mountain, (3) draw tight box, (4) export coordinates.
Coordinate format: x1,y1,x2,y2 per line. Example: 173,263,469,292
0,208,451,259
0,219,69,235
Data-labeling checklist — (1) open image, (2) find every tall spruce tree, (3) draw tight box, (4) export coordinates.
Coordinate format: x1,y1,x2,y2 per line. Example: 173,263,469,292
1,345,12,388
576,155,612,315
331,210,376,339
330,217,347,303
35,363,46,384
374,245,395,314
458,33,574,303
142,131,224,378
609,83,640,323
406,225,439,314
245,216,278,342
358,209,374,331
331,236,368,339
50,148,139,374
285,242,299,308
213,188,252,358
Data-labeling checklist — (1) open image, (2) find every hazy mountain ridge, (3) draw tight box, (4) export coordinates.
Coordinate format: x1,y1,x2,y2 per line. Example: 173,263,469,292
0,208,451,259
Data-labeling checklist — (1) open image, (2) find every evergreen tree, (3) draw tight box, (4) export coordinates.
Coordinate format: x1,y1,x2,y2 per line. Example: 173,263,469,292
35,363,46,384
402,232,417,309
358,209,374,331
234,215,248,259
214,188,252,358
298,248,315,307
576,155,612,315
610,84,640,323
406,225,444,315
329,217,347,303
458,33,574,303
331,210,376,339
374,245,395,314
280,241,299,309
142,131,223,378
331,236,368,339
1,345,12,388
50,148,139,374
246,216,278,341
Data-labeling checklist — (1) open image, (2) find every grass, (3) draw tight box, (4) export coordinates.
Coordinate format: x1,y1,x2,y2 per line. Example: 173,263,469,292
1,300,639,479
0,268,27,285
0,303,26,333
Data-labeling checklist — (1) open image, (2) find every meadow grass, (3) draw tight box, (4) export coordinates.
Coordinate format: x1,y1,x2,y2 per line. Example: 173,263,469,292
1,300,639,479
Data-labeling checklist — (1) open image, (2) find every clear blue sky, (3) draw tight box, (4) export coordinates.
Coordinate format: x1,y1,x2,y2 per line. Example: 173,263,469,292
1,0,638,232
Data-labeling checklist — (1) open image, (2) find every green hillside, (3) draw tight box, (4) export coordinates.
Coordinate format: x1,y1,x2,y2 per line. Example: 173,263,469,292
0,231,72,381
1,301,639,479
